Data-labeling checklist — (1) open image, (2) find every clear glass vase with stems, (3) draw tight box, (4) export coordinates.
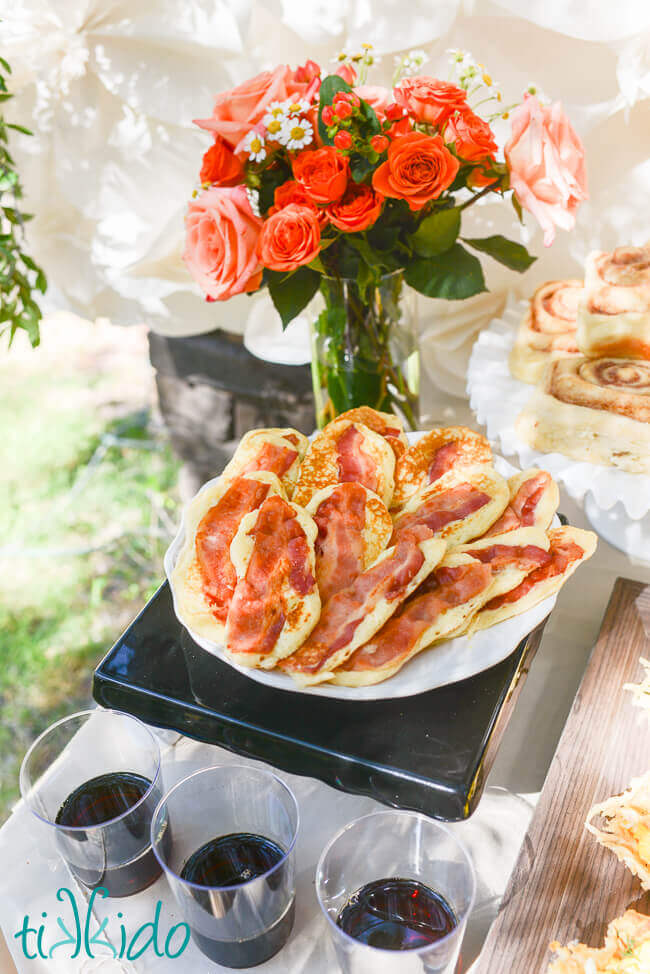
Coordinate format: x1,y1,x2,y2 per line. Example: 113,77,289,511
310,269,420,431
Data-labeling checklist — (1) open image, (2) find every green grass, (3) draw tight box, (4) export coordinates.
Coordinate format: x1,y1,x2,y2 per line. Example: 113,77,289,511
0,354,180,821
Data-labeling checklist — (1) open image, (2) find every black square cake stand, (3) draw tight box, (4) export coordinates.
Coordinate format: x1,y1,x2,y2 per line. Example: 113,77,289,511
93,581,546,821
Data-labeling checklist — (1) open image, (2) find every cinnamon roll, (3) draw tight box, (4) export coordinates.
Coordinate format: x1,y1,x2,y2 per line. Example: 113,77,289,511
509,280,583,384
577,246,650,360
516,357,650,473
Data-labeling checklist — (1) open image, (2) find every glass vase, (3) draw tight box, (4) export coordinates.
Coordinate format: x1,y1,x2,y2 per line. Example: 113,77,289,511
310,270,420,430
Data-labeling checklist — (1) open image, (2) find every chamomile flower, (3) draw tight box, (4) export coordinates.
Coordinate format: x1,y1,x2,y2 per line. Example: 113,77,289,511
246,187,261,217
526,83,550,103
279,117,313,151
284,97,310,116
396,49,428,77
242,129,267,162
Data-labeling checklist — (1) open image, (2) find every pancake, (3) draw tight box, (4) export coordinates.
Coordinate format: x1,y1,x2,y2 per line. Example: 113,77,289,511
483,469,559,536
391,465,509,546
170,472,286,644
333,552,493,686
225,494,320,669
453,526,551,601
392,426,492,510
292,419,396,508
334,407,409,460
221,427,309,497
279,528,446,686
305,482,392,602
469,526,597,632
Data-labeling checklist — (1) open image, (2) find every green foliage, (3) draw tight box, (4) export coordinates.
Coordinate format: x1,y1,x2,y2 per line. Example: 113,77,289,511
404,243,487,299
267,265,321,327
317,75,352,145
410,207,461,257
463,234,536,271
0,56,46,347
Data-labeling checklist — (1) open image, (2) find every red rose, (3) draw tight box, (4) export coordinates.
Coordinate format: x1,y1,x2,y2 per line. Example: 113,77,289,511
394,77,468,128
270,180,329,227
334,130,353,150
372,132,459,210
370,134,389,153
327,184,384,232
199,139,244,186
385,103,405,121
445,109,498,162
258,204,321,272
292,146,349,204
386,116,412,139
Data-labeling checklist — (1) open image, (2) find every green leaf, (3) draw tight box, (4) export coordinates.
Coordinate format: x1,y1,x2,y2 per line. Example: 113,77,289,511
7,123,33,136
317,74,352,145
411,207,461,257
404,243,486,300
357,97,381,137
511,194,524,224
257,161,291,215
462,234,536,272
350,154,372,183
267,265,321,328
0,57,11,74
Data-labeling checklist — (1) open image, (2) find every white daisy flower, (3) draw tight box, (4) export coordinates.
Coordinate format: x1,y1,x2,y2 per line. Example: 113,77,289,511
399,49,428,76
263,100,289,128
242,129,267,162
246,187,261,217
284,97,310,116
279,117,314,151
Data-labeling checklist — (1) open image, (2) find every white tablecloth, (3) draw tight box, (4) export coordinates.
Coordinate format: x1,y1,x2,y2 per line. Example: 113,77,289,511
2,479,649,973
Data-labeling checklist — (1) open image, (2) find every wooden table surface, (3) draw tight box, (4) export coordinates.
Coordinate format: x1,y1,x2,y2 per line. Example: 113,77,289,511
476,577,650,972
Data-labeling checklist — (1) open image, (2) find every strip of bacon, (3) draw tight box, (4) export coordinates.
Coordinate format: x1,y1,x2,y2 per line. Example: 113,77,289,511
227,496,315,659
336,425,379,494
281,526,431,679
392,483,491,542
461,542,551,573
427,441,463,483
340,561,492,675
484,539,584,611
196,477,272,623
312,483,367,602
240,442,298,478
485,471,552,536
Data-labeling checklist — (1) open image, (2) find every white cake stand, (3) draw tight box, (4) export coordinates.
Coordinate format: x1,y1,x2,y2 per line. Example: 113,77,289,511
467,300,650,564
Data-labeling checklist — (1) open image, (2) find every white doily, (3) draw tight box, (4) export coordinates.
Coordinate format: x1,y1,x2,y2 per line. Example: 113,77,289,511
467,299,650,521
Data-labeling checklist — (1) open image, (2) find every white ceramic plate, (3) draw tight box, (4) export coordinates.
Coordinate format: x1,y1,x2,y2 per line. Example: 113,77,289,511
164,434,557,699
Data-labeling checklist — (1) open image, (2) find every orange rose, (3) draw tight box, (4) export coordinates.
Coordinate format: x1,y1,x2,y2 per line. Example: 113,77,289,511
327,184,384,232
372,132,460,211
270,180,329,227
194,66,290,150
258,204,321,272
394,77,467,128
292,146,349,204
445,109,498,162
199,139,244,186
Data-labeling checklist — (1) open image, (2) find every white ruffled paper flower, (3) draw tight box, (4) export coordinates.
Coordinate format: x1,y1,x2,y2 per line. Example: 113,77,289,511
241,130,267,162
279,117,313,150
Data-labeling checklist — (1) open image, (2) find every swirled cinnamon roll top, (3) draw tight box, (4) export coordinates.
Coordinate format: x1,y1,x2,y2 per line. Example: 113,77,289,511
526,279,582,352
583,246,650,316
543,357,650,424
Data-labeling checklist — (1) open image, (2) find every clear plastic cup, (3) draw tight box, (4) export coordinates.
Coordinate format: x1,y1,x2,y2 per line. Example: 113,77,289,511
316,810,476,974
151,765,299,969
19,708,163,897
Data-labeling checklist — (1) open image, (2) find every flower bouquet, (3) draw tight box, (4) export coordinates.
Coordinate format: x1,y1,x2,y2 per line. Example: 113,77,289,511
184,47,587,429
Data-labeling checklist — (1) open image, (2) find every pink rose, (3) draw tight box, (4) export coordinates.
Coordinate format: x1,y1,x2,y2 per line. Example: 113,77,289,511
194,66,290,150
183,186,263,301
354,85,392,120
505,95,588,247
394,77,467,127
335,62,357,85
287,60,321,102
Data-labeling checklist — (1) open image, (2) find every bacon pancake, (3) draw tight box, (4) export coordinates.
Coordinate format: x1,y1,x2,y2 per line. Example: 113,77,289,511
391,466,509,547
333,553,493,686
469,526,597,632
221,428,309,497
391,426,492,511
483,469,559,536
305,482,392,603
170,472,286,644
279,529,446,686
453,526,551,601
292,420,395,508
335,407,409,460
226,494,320,669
